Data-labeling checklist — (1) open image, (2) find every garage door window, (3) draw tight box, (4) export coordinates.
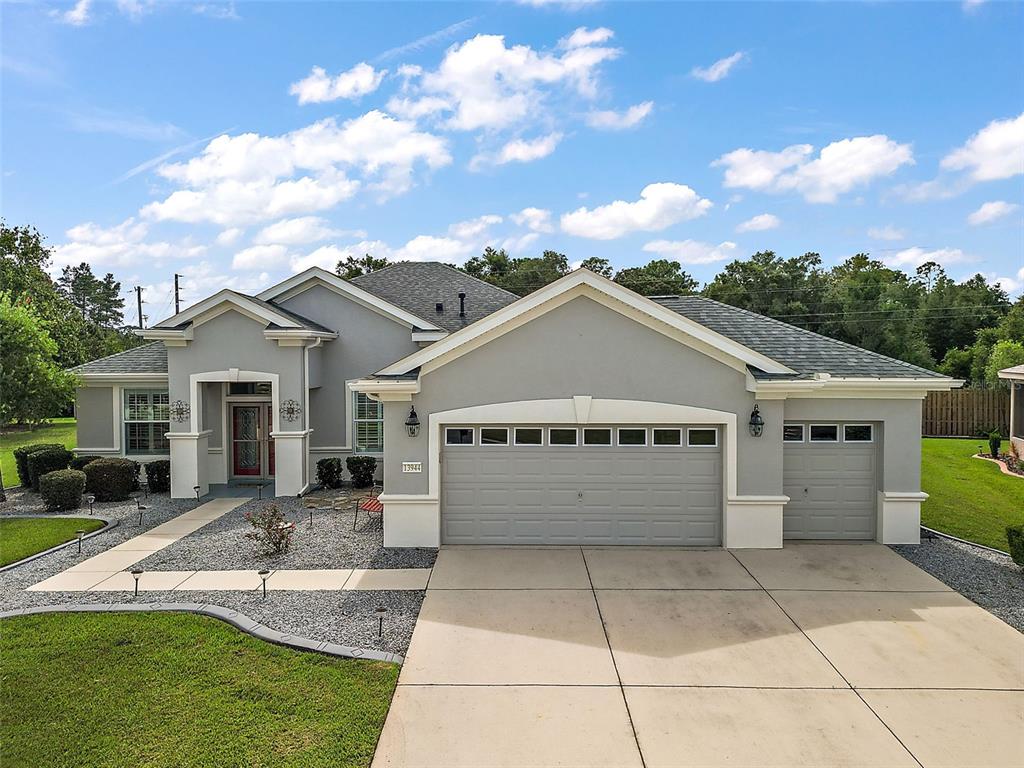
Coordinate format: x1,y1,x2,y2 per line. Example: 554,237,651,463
653,428,682,446
809,424,838,442
843,424,873,443
480,427,509,445
583,428,612,445
514,427,543,445
687,428,718,447
445,427,474,445
617,428,647,446
783,424,805,442
549,428,578,446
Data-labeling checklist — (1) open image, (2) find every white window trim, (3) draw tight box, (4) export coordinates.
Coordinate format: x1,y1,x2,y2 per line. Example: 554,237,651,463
547,427,578,447
582,427,613,446
123,388,171,456
809,424,840,443
652,428,683,447
843,424,874,443
783,423,806,443
687,427,719,448
513,427,544,446
479,426,509,446
445,427,475,446
616,427,648,447
352,389,384,454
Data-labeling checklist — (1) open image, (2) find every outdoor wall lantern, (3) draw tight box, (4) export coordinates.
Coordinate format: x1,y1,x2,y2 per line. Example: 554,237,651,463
748,404,765,437
169,399,191,423
280,399,302,422
405,407,421,438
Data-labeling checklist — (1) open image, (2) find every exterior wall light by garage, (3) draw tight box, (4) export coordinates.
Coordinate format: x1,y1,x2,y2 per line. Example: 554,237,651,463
749,404,765,437
405,407,421,438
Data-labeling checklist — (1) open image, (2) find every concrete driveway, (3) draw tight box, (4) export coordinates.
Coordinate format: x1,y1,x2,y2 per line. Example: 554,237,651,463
373,544,1024,768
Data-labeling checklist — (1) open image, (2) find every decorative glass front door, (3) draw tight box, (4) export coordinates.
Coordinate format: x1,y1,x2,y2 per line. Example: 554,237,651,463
232,405,275,478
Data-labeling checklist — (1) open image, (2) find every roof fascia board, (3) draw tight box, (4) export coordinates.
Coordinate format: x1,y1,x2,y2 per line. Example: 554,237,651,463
754,376,963,399
153,290,300,331
76,373,169,383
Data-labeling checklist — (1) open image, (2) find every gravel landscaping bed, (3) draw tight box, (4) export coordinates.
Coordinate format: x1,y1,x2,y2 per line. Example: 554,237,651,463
892,534,1023,632
134,494,437,572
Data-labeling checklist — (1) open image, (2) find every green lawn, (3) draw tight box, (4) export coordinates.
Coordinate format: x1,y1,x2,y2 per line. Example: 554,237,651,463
1,417,77,488
0,612,400,768
921,437,1024,552
0,517,106,566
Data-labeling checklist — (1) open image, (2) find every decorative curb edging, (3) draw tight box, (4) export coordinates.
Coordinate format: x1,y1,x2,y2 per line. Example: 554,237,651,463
920,525,1013,558
0,603,404,664
972,453,1024,479
0,515,118,574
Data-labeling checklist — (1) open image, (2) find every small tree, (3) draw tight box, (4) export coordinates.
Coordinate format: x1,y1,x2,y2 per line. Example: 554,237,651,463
985,340,1024,387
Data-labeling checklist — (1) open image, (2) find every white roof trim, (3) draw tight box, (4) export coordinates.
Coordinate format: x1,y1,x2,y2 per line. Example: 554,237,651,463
150,290,301,331
754,375,963,398
375,269,795,377
256,266,443,332
998,364,1024,380
75,373,169,382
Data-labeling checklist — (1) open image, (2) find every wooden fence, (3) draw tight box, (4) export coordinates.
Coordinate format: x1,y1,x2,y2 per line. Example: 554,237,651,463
922,388,1009,437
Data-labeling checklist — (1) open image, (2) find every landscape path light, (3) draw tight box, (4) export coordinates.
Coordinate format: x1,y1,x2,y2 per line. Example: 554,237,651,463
375,605,387,638
130,568,143,597
76,529,86,554
259,570,270,598
86,495,95,515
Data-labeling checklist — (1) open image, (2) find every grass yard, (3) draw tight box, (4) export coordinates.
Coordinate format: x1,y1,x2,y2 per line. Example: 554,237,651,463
0,417,77,488
0,612,399,768
921,437,1024,552
0,517,106,566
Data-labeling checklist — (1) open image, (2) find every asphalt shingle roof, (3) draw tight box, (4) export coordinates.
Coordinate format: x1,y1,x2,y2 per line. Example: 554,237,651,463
247,295,334,333
70,342,167,376
352,262,520,332
651,295,946,379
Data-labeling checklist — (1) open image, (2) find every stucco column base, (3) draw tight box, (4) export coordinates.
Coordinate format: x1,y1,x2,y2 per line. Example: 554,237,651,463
168,431,211,499
877,491,926,545
271,430,310,497
380,496,440,548
724,496,787,548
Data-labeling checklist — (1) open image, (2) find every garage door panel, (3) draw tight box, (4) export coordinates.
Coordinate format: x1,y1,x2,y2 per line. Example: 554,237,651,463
783,437,876,540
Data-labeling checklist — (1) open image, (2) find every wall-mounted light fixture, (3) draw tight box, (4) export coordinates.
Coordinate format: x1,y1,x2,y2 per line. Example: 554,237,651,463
748,404,765,437
405,406,421,438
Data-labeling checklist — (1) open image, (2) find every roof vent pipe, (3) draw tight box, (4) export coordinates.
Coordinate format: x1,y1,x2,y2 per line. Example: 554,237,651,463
458,291,466,317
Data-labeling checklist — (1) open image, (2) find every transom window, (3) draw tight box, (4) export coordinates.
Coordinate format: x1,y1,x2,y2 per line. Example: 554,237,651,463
480,427,509,445
809,424,839,442
844,424,873,443
687,428,718,447
514,427,543,445
445,427,474,445
353,392,383,453
652,428,682,446
617,428,647,446
783,424,805,442
123,390,169,455
228,382,272,396
583,428,612,446
548,428,578,446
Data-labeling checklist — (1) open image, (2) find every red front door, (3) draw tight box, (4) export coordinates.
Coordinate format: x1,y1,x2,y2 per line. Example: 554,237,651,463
232,405,275,478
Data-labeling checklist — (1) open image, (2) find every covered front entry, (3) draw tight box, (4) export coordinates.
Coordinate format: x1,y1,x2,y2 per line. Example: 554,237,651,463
230,403,275,479
441,424,722,546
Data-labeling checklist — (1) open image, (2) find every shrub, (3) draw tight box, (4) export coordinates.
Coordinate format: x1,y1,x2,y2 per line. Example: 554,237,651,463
988,430,1002,459
83,458,138,502
39,469,86,511
13,443,63,487
316,457,344,489
346,456,377,488
70,455,102,471
144,459,171,493
244,504,294,555
1007,525,1024,569
26,447,72,491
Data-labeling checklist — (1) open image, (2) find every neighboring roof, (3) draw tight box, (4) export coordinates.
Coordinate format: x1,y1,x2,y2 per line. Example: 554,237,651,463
650,295,948,380
351,262,520,332
998,364,1024,379
70,342,168,376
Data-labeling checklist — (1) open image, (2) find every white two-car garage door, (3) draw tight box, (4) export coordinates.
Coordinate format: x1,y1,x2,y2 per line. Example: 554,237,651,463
441,425,722,546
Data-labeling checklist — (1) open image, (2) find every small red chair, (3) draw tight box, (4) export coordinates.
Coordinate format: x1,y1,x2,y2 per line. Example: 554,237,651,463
353,484,384,531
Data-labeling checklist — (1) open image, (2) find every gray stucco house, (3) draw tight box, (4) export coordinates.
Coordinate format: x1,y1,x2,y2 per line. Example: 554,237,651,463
71,263,960,549
998,364,1024,457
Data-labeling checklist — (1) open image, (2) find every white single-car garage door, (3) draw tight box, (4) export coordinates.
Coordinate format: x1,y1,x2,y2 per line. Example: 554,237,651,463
441,424,722,546
783,422,878,540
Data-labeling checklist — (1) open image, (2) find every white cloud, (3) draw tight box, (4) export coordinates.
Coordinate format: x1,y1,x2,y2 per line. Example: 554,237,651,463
967,200,1020,226
963,0,987,13
232,244,292,271
290,242,387,273
867,225,906,241
642,239,738,265
560,27,614,49
50,0,92,26
736,213,780,233
884,246,977,269
941,113,1024,182
585,101,653,131
254,216,357,245
192,3,240,20
988,267,1024,296
375,18,478,62
116,0,155,21
289,63,386,105
496,133,563,165
216,227,244,247
65,108,183,142
560,182,712,240
500,232,540,253
714,135,913,203
691,52,746,83
146,262,269,321
51,217,205,269
447,214,503,241
511,207,554,233
515,0,600,7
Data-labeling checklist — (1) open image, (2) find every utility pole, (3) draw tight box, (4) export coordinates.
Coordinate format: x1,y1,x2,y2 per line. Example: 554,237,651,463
174,273,181,314
135,286,145,329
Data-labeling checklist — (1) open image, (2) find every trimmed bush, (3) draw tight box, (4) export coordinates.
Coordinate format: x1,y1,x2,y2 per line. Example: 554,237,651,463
13,443,63,487
1008,525,1024,569
345,456,377,489
26,447,72,491
83,458,138,502
70,455,103,471
39,469,86,511
145,460,171,493
316,458,344,489
988,430,1002,459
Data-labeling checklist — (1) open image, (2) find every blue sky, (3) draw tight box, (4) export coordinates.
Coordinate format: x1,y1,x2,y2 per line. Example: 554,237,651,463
2,0,1022,322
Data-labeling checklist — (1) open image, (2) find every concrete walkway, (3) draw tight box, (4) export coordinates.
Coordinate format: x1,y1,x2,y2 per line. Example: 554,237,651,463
373,544,1024,768
27,497,430,592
